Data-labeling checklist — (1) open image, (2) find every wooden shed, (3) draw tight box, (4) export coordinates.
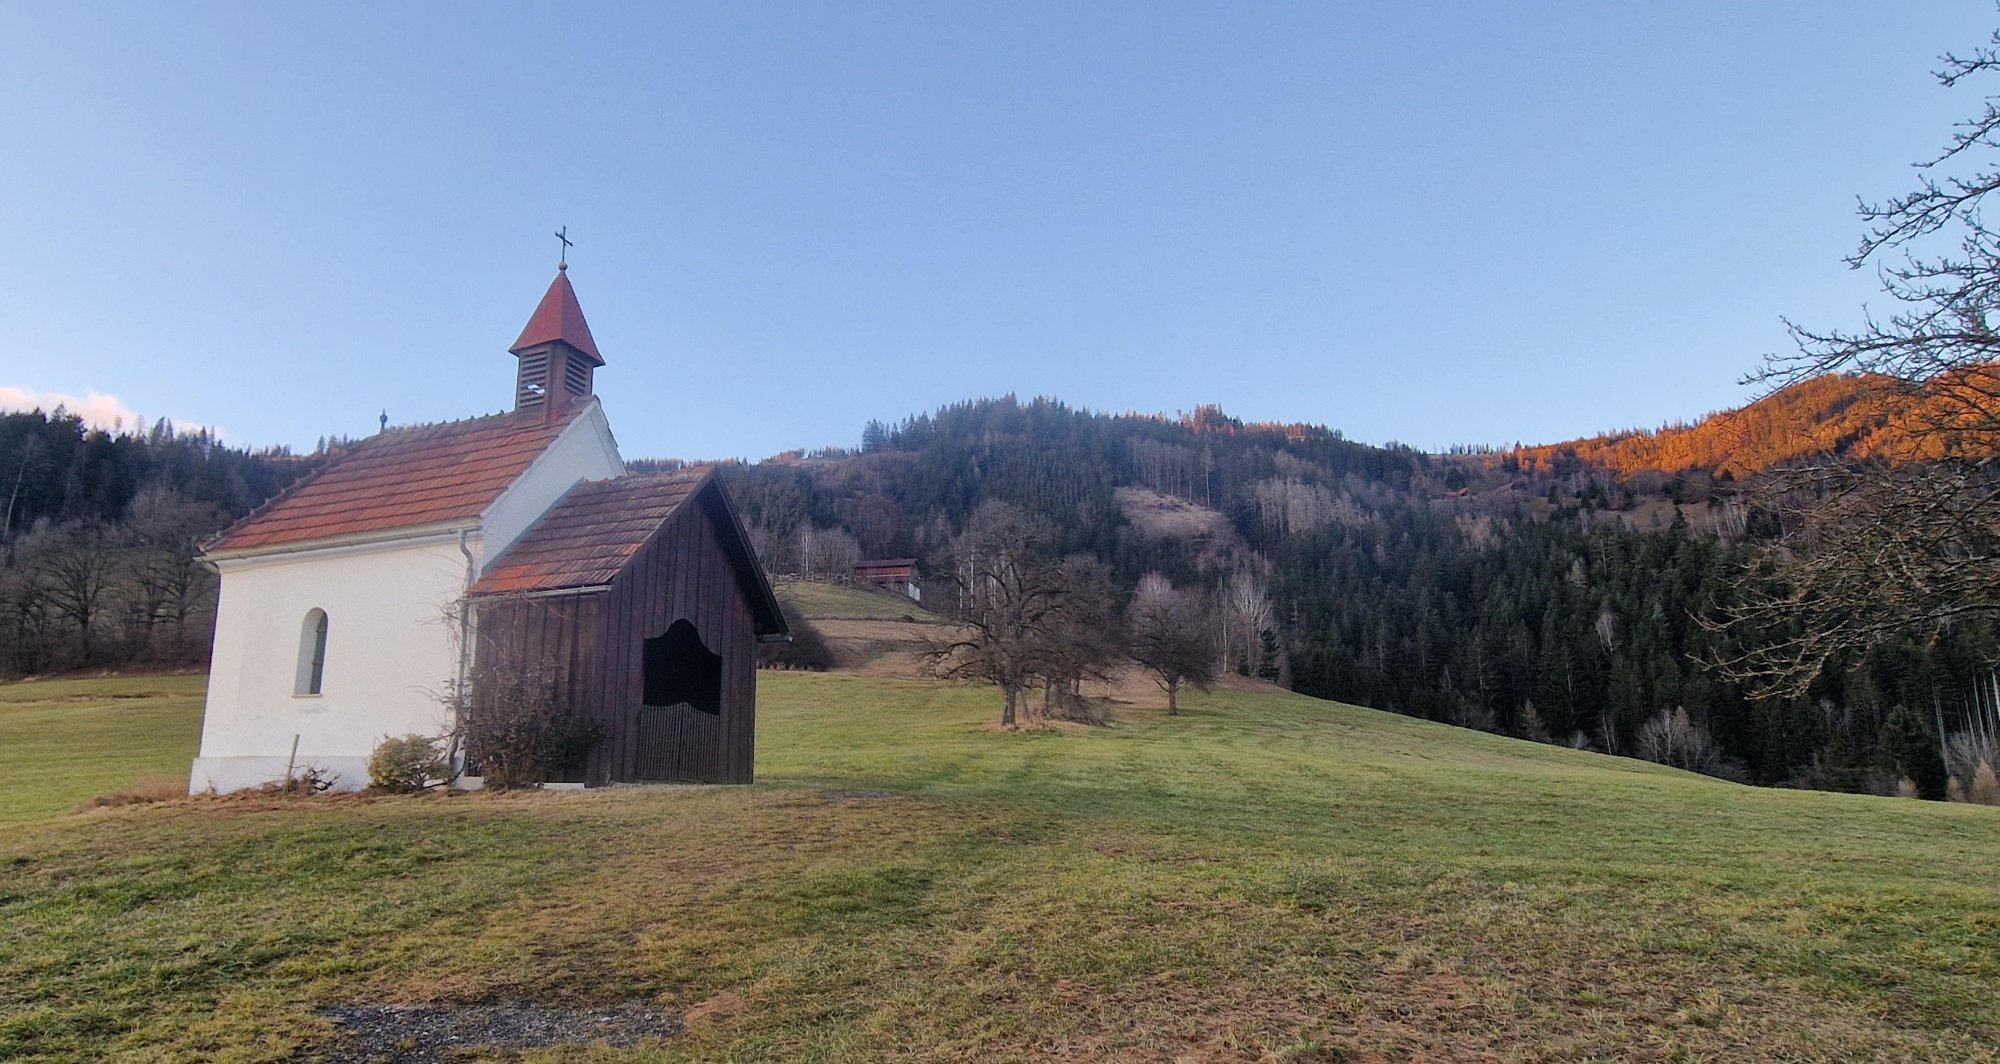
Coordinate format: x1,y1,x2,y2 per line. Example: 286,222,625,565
466,467,787,785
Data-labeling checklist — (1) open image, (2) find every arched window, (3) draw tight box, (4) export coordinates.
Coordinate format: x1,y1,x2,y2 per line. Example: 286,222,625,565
295,609,329,695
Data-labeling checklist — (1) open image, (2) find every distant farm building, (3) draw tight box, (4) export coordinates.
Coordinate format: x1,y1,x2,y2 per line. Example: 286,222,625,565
853,558,922,601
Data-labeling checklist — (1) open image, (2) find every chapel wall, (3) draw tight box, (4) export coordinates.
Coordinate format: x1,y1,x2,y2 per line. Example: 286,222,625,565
189,537,470,793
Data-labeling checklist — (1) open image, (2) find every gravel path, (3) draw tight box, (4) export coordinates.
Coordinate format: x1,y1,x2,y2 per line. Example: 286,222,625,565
310,1002,682,1062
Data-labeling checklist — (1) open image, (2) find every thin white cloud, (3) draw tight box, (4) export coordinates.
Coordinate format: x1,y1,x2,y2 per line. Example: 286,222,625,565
0,386,223,439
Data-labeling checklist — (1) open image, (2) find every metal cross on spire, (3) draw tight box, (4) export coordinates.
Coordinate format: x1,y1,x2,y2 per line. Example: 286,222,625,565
555,226,573,271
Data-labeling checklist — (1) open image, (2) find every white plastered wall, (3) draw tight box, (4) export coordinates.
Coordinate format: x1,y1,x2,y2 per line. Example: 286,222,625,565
189,536,473,794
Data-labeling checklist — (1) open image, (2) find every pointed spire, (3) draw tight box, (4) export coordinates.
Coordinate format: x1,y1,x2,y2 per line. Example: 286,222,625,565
510,270,603,366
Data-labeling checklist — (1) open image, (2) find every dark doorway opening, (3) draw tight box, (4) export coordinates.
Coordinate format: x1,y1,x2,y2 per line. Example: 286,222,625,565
642,619,722,715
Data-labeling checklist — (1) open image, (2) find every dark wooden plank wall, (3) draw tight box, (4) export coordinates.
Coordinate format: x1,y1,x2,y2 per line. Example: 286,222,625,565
600,492,758,785
470,489,760,786
468,592,606,783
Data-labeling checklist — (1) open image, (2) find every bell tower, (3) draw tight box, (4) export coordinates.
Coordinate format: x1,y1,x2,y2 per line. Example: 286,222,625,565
509,264,604,422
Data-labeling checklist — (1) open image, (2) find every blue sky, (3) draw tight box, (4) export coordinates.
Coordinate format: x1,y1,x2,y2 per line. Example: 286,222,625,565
1,3,1992,460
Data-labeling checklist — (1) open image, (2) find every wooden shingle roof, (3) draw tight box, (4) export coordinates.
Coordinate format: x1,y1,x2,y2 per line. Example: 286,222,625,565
470,467,787,637
470,469,709,595
206,407,583,553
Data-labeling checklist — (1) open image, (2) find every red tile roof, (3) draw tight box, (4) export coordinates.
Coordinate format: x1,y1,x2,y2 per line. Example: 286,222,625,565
509,269,603,366
468,468,712,595
206,408,582,553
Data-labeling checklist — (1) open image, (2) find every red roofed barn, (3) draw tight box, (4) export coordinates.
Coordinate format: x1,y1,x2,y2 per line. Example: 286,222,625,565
190,267,785,793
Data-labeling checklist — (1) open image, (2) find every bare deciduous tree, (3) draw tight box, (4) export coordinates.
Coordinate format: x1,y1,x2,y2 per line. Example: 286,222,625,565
1031,555,1122,723
799,525,862,584
22,519,120,665
923,502,1070,728
1220,570,1276,679
1710,31,2000,695
124,486,220,661
1634,706,1725,777
1130,573,1215,715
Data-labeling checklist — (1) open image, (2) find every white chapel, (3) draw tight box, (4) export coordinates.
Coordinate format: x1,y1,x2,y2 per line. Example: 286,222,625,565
190,266,784,793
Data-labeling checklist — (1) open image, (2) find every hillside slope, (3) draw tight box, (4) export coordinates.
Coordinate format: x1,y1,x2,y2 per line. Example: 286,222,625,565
718,394,2000,793
1506,370,1999,477
3,672,1998,1060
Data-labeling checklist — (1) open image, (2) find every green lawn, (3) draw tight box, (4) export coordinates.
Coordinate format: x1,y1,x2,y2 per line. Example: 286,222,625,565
775,579,940,621
0,674,204,825
2,671,1999,1061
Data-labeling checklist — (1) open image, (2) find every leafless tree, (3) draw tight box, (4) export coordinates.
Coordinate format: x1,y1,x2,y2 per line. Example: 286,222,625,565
1130,573,1215,715
1220,569,1276,678
2,433,41,543
1031,555,1122,722
922,502,1070,728
123,486,219,660
20,519,120,666
0,548,54,673
799,525,862,583
1634,706,1725,776
1709,30,2000,695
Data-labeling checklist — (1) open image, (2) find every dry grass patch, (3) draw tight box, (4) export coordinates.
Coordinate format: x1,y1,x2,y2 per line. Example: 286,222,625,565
75,773,185,811
3,672,2000,1061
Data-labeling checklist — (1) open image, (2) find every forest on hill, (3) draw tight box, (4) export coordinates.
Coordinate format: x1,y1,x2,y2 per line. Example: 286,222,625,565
1505,369,2000,479
4,383,1996,801
0,408,314,675
710,393,1999,797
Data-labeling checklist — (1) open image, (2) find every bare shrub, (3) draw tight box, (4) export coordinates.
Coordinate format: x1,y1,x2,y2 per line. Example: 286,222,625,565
1635,706,1737,780
1945,730,2000,798
1450,699,1497,734
1786,749,1870,794
1516,700,1552,744
758,604,832,671
1896,777,1921,799
368,734,449,793
1974,761,2000,806
458,663,607,790
252,765,339,796
1045,686,1114,726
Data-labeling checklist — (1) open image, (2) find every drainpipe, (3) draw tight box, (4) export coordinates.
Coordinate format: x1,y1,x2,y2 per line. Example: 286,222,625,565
450,529,477,785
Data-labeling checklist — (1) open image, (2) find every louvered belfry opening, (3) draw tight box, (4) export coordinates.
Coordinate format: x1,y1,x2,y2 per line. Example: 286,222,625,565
509,268,605,422
513,342,593,419
516,351,551,410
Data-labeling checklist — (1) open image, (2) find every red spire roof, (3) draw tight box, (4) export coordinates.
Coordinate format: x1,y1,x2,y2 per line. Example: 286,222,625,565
509,268,603,366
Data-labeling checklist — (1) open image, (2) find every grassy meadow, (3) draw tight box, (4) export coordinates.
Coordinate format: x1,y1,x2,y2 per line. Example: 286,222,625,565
0,674,205,826
774,579,941,621
3,670,1999,1061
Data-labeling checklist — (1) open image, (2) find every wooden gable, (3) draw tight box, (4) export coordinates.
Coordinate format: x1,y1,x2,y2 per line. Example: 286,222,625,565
467,469,783,785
